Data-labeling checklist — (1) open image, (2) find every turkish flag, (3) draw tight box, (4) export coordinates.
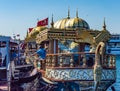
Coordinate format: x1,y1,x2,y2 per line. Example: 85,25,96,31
29,28,33,33
37,18,48,27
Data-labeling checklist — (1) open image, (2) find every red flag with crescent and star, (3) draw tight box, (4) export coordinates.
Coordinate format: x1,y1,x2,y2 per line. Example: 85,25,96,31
37,18,48,27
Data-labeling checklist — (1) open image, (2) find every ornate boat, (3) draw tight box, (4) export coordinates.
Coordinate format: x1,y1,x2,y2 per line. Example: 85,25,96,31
25,10,116,91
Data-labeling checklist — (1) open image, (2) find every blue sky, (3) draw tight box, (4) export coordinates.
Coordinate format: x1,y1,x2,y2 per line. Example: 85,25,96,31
0,0,120,39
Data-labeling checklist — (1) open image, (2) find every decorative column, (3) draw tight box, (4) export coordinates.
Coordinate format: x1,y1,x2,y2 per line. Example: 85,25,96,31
53,40,58,67
48,39,58,67
109,56,113,67
48,40,54,53
70,54,74,67
45,56,48,67
112,55,116,68
82,54,87,67
49,56,52,67
104,55,109,67
52,56,56,67
78,43,81,66
78,43,85,66
59,56,63,67
47,56,51,67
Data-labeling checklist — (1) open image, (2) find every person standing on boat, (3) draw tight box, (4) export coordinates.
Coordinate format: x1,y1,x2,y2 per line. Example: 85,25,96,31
10,49,17,62
33,43,46,69
10,49,17,78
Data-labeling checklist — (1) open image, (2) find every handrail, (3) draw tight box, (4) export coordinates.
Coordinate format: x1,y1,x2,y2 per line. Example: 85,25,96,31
45,52,116,69
46,52,95,56
46,52,95,68
27,52,116,70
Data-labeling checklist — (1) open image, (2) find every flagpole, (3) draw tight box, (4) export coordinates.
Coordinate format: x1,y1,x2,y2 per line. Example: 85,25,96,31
48,16,49,28
37,18,39,22
37,18,39,27
17,35,20,65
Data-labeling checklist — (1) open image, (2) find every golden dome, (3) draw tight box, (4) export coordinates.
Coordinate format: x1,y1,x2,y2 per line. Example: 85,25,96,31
54,10,90,30
29,26,46,37
54,10,90,29
54,18,69,29
67,17,89,29
54,17,90,29
29,27,40,36
26,26,47,42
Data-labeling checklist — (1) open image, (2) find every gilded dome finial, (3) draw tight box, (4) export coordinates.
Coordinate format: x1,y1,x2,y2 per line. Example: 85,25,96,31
51,14,54,28
76,8,78,18
67,7,70,19
103,17,106,30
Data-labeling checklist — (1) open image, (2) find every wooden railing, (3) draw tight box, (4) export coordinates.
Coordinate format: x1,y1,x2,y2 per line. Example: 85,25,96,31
26,52,116,70
44,52,116,69
103,54,116,68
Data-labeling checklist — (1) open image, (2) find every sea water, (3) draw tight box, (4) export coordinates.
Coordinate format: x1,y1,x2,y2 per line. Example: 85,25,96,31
107,56,120,91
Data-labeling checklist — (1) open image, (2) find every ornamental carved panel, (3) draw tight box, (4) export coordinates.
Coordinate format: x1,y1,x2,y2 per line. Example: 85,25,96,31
45,68,116,81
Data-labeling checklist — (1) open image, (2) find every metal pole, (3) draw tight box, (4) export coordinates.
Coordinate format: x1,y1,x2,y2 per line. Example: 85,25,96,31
17,36,20,65
6,40,11,91
7,63,11,91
